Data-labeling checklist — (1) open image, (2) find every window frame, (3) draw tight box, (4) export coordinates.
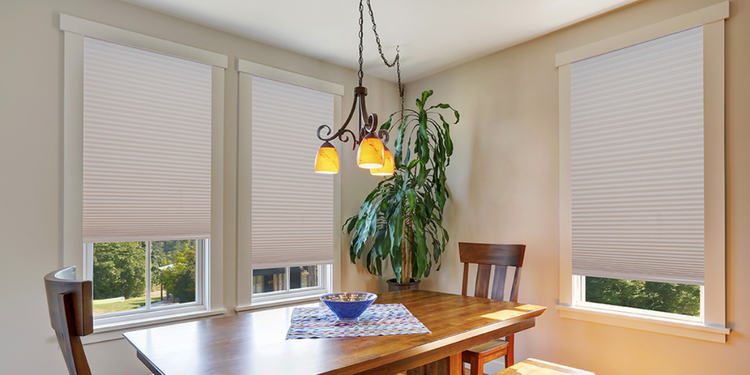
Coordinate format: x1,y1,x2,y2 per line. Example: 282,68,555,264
235,60,343,312
556,2,729,343
573,275,704,324
61,14,227,333
84,239,209,324
249,264,334,307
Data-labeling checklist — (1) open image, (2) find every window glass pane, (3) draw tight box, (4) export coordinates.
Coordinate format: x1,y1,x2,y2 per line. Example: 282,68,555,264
252,268,286,294
290,266,319,290
92,240,198,316
585,276,700,316
92,241,149,315
152,240,197,305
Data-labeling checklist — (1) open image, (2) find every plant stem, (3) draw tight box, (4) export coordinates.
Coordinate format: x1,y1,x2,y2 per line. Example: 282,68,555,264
401,215,412,284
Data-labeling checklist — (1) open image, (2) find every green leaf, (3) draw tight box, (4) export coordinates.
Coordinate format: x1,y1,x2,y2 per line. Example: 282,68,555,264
419,90,433,110
405,189,416,212
416,165,428,187
412,216,428,280
428,103,451,110
381,116,392,131
388,205,403,276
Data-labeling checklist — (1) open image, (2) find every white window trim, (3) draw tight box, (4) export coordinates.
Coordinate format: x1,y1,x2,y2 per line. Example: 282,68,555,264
61,14,227,334
236,264,334,312
235,60,343,310
556,2,729,343
573,275,704,324
250,265,331,299
83,240,209,321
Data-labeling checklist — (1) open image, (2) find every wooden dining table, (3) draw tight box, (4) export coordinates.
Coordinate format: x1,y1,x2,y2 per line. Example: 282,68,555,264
123,290,546,375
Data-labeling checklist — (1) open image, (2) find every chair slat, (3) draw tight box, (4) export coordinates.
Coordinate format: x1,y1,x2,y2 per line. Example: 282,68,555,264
510,267,523,302
475,264,492,299
491,266,508,301
462,263,470,296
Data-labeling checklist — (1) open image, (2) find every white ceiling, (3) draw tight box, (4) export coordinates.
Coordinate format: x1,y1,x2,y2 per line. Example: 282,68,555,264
122,0,640,83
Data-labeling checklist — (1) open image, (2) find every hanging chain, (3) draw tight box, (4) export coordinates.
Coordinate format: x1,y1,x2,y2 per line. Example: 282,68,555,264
357,0,365,86
366,0,405,115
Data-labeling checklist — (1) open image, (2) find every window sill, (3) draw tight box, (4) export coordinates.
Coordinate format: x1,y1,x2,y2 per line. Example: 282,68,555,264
556,304,729,343
82,308,227,345
236,292,325,313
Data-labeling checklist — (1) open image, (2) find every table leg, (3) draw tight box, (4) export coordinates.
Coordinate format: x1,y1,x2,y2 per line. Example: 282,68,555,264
405,353,462,375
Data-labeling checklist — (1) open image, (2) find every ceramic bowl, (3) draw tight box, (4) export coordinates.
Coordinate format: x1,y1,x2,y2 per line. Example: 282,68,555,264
320,292,377,321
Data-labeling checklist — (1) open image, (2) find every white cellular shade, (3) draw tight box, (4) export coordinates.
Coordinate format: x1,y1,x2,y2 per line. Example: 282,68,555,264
82,37,212,243
570,26,705,285
251,76,334,268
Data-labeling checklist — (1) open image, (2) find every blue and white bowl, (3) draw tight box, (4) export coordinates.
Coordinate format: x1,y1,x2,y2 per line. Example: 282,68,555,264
320,292,377,321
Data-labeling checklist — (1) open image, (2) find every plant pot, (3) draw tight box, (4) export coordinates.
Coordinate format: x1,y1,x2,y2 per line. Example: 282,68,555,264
386,278,421,292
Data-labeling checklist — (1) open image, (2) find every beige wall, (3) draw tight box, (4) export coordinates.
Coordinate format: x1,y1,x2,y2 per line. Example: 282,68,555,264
406,0,750,374
0,0,397,373
3,0,748,373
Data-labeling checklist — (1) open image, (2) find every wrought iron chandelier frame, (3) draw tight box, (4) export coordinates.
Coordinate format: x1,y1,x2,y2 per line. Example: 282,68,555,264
316,0,404,155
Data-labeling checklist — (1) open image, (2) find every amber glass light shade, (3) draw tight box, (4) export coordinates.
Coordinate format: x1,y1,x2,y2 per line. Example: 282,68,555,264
370,147,394,176
357,133,385,169
314,141,340,174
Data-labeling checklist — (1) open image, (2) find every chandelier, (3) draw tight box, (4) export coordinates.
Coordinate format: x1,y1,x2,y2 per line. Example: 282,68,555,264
314,0,404,176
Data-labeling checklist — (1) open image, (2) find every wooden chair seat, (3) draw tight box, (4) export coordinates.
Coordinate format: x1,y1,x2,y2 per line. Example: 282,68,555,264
496,358,594,375
465,338,509,354
463,338,510,373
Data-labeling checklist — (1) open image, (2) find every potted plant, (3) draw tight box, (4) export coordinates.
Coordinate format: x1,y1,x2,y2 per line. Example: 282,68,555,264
344,90,459,290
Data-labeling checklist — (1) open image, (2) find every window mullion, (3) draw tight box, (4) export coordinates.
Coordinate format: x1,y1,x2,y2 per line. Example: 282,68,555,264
198,239,206,305
286,267,291,291
145,241,151,311
84,243,94,281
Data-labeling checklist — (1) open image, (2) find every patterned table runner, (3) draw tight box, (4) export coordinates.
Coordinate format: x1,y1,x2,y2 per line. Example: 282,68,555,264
286,303,431,339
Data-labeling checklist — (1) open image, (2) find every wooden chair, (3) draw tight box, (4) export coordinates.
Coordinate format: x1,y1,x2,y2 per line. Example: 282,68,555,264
45,266,94,375
459,242,526,375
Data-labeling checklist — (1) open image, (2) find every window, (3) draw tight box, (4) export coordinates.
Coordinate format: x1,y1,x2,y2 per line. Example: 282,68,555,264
252,265,321,294
61,15,227,329
86,239,206,316
556,3,728,342
570,26,705,320
235,61,343,309
580,276,701,317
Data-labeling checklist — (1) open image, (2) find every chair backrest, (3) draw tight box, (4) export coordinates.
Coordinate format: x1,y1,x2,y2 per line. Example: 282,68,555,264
459,243,526,302
44,266,93,375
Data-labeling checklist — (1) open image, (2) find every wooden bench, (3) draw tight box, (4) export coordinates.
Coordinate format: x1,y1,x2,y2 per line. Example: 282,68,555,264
495,358,594,375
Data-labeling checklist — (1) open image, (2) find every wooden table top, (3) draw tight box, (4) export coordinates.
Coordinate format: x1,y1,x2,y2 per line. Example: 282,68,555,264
123,290,546,375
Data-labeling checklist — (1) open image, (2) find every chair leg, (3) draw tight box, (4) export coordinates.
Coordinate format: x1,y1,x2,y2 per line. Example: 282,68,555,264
504,335,515,369
469,358,483,375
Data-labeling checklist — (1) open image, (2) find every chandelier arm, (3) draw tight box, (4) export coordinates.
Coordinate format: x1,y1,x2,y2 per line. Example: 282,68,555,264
377,129,389,145
367,113,379,134
358,93,369,132
316,124,334,140
317,89,364,151
358,93,379,135
338,129,359,150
